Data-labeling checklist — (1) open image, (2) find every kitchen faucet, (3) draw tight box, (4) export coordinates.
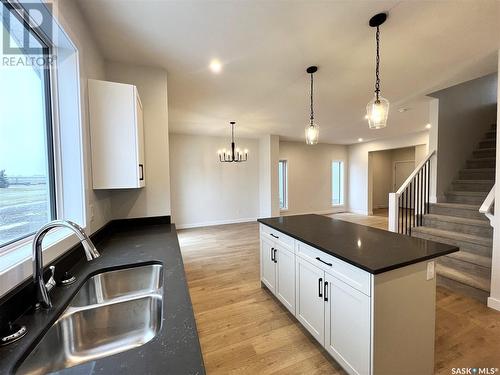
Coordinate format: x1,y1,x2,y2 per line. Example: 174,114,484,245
33,220,100,309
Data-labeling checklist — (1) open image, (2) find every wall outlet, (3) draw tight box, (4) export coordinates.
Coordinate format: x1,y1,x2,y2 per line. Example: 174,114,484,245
90,204,95,222
426,261,435,280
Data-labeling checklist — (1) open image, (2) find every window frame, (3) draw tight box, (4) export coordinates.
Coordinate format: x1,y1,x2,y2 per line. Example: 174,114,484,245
0,0,87,298
331,160,345,207
278,159,288,211
0,1,58,250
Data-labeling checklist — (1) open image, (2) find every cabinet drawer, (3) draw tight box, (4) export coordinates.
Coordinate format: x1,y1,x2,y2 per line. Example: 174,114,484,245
260,224,295,251
296,241,371,296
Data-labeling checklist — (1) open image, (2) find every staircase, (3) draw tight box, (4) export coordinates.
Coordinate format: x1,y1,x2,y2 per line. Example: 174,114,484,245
412,124,496,302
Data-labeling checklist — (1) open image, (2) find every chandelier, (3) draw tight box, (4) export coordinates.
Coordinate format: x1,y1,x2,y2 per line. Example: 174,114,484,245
218,121,248,162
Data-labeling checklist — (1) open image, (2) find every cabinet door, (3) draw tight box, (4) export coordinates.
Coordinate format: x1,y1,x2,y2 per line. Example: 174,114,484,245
260,237,276,292
135,91,145,187
295,256,325,345
275,246,295,315
324,274,371,375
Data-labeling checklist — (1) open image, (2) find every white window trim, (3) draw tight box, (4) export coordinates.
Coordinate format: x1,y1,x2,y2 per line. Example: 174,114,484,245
0,1,87,298
331,159,345,207
279,159,288,211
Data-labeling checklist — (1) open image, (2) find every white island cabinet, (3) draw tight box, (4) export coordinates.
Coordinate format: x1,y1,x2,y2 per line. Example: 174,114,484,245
88,79,145,189
259,222,439,375
260,225,296,314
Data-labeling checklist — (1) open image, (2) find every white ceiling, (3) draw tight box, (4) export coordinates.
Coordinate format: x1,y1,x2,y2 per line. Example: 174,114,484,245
77,0,499,144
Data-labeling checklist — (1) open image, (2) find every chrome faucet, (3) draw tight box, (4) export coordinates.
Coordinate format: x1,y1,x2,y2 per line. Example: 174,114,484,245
33,220,100,309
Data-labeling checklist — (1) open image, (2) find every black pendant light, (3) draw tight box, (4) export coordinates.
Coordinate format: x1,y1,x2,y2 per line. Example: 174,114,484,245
305,66,319,145
218,122,248,162
366,12,390,129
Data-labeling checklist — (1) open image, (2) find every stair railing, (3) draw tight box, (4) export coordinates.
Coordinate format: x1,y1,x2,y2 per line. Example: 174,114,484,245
479,184,495,227
389,150,436,234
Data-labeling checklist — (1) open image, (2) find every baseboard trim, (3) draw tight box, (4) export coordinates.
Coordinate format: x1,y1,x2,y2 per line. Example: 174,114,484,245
487,296,500,311
175,217,258,230
280,207,347,217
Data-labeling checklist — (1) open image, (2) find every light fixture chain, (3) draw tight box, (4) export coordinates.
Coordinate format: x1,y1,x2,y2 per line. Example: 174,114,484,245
310,72,314,123
375,25,381,101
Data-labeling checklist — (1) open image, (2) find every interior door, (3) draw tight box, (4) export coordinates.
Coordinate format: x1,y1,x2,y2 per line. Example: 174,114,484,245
275,246,295,315
295,256,325,345
324,274,371,375
260,237,276,293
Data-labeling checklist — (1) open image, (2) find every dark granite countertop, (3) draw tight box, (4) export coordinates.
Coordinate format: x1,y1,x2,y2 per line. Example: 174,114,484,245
258,214,458,274
0,224,205,375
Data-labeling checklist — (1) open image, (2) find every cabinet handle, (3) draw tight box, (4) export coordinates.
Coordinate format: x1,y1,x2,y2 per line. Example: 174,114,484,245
318,278,323,298
139,164,144,181
315,257,332,267
270,233,279,239
270,247,275,262
324,281,329,302
273,248,277,263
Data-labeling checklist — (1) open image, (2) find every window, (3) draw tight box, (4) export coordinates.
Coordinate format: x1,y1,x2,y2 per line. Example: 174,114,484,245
278,160,288,210
0,2,56,250
332,160,344,206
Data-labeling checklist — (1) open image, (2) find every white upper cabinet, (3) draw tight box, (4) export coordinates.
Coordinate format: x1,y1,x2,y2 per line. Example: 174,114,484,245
88,79,145,189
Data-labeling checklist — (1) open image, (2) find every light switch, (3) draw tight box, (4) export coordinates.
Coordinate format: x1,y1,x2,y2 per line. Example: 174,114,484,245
426,261,435,280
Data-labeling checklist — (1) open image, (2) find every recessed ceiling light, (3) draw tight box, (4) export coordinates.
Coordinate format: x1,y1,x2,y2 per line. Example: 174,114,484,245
358,138,363,142
398,107,410,113
425,123,432,129
209,59,222,74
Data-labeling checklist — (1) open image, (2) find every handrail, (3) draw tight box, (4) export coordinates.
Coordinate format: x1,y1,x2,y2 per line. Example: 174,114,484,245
389,149,436,234
396,150,436,195
479,184,495,227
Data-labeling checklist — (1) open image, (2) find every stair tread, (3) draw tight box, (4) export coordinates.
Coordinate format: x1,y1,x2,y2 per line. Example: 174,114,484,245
412,226,493,246
446,190,488,196
461,168,495,172
453,179,495,183
424,214,491,227
445,251,491,268
431,202,481,210
467,157,496,161
436,263,490,292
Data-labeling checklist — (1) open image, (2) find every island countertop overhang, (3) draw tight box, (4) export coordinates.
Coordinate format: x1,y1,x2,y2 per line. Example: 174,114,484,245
258,214,459,274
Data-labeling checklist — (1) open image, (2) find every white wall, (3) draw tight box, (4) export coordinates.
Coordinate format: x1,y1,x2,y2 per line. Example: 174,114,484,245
169,133,260,228
53,0,113,233
104,62,171,219
348,132,429,215
259,135,280,218
488,52,500,312
279,141,348,216
429,73,497,201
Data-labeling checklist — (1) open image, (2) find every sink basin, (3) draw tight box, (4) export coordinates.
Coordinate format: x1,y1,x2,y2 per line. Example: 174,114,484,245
69,264,163,308
16,264,163,375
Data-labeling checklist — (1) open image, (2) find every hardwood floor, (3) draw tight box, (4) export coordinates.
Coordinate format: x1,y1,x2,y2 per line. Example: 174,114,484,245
328,208,389,231
178,215,500,374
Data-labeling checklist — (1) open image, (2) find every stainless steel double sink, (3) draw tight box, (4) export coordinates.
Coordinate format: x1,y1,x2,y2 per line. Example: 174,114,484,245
16,264,163,374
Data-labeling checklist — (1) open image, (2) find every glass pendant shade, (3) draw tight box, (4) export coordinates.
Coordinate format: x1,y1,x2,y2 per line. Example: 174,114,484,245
305,122,319,145
366,96,389,129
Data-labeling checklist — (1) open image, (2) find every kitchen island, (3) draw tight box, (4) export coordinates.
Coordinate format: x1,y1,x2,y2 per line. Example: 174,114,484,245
258,214,458,375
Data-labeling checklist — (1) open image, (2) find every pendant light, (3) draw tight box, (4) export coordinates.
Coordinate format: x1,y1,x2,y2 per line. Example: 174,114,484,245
305,66,319,145
366,12,389,129
218,122,248,162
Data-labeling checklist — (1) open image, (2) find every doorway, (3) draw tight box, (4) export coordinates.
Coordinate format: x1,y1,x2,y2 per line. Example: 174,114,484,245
368,145,425,216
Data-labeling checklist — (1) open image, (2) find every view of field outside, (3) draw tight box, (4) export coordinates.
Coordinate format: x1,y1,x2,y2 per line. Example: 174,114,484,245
0,10,53,250
0,184,51,247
